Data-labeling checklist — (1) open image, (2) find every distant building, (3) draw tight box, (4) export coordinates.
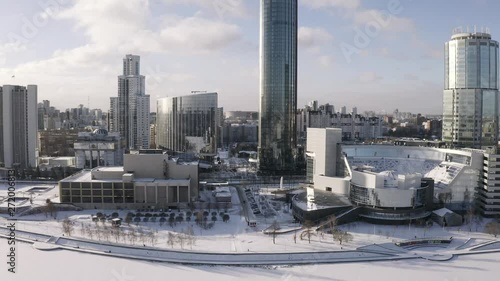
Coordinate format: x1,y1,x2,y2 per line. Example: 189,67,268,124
0,85,38,168
38,156,76,169
223,123,258,144
38,129,79,157
442,31,499,148
59,152,199,209
108,97,118,132
297,104,383,144
74,129,123,169
149,124,156,149
110,55,150,150
156,92,219,155
224,111,258,122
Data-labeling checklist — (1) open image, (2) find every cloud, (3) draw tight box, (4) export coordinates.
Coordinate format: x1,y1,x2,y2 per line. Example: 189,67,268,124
358,71,383,83
318,55,333,67
56,0,242,54
352,9,416,33
377,47,409,60
162,0,250,19
404,73,419,80
0,42,28,66
298,27,333,51
0,0,245,112
300,0,361,10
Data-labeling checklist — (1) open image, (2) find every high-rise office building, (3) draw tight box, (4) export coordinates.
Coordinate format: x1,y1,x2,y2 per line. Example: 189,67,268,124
259,0,298,171
442,31,499,148
108,97,118,132
0,85,38,168
109,55,150,150
156,92,218,154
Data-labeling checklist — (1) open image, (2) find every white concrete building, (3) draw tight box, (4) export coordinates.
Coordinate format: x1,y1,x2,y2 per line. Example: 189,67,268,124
59,151,199,209
305,128,500,217
0,85,38,168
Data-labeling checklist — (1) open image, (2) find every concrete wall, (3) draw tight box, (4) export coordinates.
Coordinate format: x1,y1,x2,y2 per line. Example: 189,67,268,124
168,162,199,198
351,170,384,188
91,169,125,180
375,188,416,208
124,153,168,178
306,128,342,177
397,173,422,189
313,174,350,195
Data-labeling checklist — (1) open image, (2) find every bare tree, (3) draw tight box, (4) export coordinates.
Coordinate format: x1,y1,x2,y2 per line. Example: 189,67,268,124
139,229,147,245
86,225,94,240
301,220,316,244
334,231,353,245
485,221,500,237
128,229,137,245
474,214,484,232
112,227,122,243
327,215,337,242
185,226,196,249
94,226,102,241
176,232,186,249
167,232,175,248
102,226,110,241
269,220,280,244
80,223,86,236
46,199,58,219
464,206,476,232
148,231,158,246
62,218,74,236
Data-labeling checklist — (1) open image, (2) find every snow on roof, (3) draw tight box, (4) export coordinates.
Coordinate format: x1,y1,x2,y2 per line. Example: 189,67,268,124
432,208,453,217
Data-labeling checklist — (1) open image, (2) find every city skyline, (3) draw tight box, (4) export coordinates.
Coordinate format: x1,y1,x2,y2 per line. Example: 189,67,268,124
0,0,499,114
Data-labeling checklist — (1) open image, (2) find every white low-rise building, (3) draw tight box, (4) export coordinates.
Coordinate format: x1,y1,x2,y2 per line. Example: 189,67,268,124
59,151,198,209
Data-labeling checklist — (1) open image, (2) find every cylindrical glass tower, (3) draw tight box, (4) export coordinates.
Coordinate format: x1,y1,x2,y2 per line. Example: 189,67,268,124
443,32,499,148
259,0,298,171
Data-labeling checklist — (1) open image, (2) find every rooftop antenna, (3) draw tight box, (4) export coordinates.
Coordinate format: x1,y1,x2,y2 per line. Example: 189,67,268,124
467,26,469,33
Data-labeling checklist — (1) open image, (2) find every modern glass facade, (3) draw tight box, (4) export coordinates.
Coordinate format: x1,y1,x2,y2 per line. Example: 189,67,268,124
443,32,499,148
259,0,298,171
156,92,218,154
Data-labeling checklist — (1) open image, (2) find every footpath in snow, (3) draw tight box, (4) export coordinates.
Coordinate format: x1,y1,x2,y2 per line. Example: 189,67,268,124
1,226,500,266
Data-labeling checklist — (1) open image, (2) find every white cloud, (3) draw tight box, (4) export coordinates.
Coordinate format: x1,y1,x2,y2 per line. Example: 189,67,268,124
298,27,333,53
358,71,383,83
300,0,361,10
55,0,242,54
162,0,250,19
318,55,333,67
0,0,245,111
352,9,416,33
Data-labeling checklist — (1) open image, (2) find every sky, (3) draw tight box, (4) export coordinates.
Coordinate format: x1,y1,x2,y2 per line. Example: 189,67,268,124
0,0,498,115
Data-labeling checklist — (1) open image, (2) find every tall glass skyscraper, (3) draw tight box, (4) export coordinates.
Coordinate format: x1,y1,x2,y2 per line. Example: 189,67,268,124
156,92,218,154
259,0,298,171
443,31,499,148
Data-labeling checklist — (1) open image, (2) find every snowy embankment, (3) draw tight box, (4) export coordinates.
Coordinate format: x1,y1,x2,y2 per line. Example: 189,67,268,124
0,226,406,265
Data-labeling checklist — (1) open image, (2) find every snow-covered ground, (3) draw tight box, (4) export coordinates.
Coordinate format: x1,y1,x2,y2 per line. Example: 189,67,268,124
1,242,498,280
1,183,500,279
